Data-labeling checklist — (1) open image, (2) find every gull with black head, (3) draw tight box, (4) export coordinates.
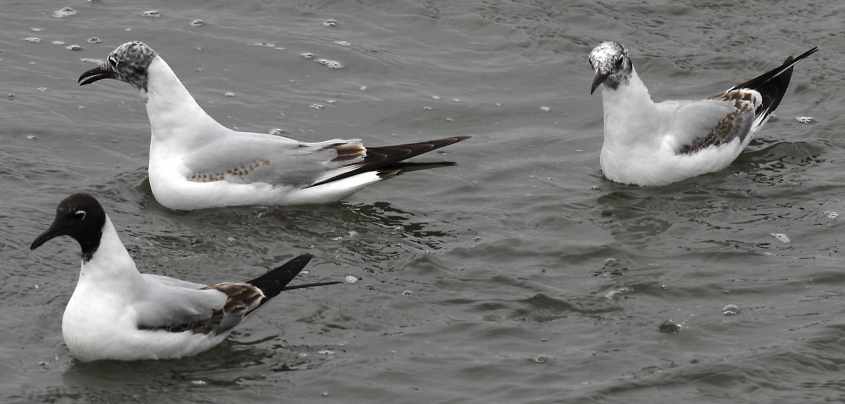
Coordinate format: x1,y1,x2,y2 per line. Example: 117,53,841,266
587,41,818,186
30,193,339,361
78,41,469,210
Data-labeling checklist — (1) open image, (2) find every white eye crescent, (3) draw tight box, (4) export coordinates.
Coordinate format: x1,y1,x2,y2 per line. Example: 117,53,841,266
74,210,87,221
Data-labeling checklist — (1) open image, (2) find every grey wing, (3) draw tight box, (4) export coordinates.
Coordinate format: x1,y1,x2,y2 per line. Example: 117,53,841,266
133,275,260,335
660,98,756,155
182,129,364,187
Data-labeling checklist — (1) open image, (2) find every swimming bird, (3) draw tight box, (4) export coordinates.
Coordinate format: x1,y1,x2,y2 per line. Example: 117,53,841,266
78,41,469,210
588,41,817,186
30,193,339,361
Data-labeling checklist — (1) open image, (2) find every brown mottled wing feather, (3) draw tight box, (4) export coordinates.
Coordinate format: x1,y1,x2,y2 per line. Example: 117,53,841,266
678,91,757,154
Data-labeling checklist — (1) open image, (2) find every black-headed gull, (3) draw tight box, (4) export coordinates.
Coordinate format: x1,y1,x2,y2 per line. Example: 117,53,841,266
78,41,469,210
30,193,339,361
588,41,817,186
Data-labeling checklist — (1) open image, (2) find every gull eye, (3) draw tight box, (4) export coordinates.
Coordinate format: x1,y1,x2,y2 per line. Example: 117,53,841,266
108,56,118,67
73,210,87,221
615,57,624,69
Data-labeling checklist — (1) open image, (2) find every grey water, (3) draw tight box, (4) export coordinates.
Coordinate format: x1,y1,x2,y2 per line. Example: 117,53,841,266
1,1,843,403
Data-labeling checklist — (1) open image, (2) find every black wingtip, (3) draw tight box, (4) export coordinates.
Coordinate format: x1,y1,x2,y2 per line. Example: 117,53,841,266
248,253,314,300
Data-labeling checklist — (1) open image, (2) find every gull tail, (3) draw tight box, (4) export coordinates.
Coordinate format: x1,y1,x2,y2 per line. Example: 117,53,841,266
309,136,470,187
727,46,818,127
247,254,340,309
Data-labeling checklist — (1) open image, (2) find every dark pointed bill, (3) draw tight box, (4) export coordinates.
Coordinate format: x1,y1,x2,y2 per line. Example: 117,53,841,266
78,64,115,86
30,224,62,250
590,71,609,95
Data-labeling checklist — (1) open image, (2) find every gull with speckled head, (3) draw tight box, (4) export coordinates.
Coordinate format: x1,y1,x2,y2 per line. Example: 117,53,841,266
30,193,339,361
588,41,817,186
78,41,469,210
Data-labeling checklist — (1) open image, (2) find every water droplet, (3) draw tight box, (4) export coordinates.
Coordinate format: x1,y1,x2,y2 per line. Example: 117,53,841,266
52,7,77,18
23,37,41,44
770,233,790,244
322,18,338,27
540,106,551,112
142,10,161,18
316,58,343,69
66,44,83,51
344,275,358,284
190,19,206,27
795,116,815,124
721,304,740,316
86,36,102,44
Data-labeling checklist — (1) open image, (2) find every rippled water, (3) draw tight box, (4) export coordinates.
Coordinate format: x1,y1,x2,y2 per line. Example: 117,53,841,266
1,1,843,402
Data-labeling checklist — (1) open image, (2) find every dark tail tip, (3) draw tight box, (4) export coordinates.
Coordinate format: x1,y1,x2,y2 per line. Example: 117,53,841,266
248,254,314,300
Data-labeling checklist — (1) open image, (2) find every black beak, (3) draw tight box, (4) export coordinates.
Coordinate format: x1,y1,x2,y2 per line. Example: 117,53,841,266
590,71,609,95
30,224,63,250
78,64,115,86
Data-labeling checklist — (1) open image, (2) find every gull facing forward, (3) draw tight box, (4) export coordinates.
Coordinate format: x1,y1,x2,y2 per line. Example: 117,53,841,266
30,193,338,361
588,41,817,186
78,41,469,210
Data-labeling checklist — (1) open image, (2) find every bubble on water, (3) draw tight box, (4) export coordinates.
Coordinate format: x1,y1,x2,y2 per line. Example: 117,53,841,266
51,40,66,46
80,58,103,64
87,36,102,44
300,52,314,59
190,19,206,27
540,105,551,112
142,10,161,18
532,355,547,364
770,233,790,244
322,18,338,27
316,58,344,69
23,37,41,44
721,304,740,316
658,320,681,334
251,41,277,48
825,210,839,219
310,103,325,110
344,275,358,284
401,290,413,296
333,40,351,46
795,116,815,124
224,91,235,97
66,44,83,51
53,7,78,18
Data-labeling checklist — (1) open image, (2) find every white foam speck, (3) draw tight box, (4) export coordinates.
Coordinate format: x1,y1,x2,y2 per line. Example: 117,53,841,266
53,7,77,18
23,37,41,44
142,10,161,18
323,18,338,27
333,40,351,46
770,233,790,243
345,275,358,284
540,106,551,112
316,58,344,69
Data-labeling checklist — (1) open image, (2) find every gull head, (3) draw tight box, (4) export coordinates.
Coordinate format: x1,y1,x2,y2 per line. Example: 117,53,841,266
78,41,157,91
588,41,632,95
30,193,106,261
